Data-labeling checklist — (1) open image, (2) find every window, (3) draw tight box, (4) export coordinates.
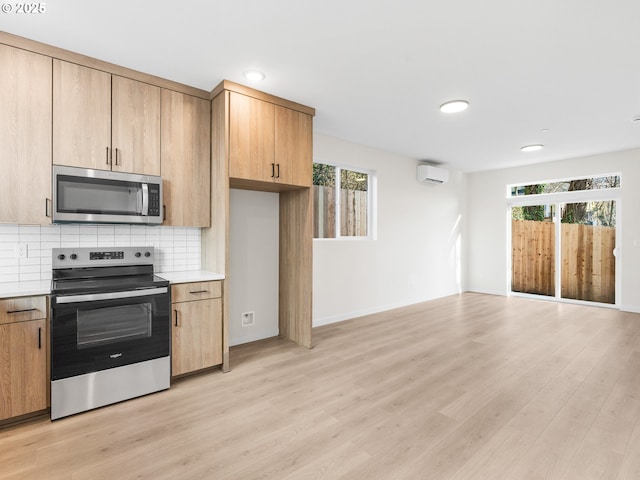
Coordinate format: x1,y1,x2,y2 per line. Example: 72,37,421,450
509,174,620,197
313,162,375,239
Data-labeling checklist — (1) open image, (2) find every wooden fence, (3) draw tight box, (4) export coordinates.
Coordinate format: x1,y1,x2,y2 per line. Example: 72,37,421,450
511,219,615,303
313,185,367,238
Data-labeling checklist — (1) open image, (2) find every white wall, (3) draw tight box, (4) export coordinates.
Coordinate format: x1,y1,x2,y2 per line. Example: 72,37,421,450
313,134,468,326
467,148,640,312
228,189,279,346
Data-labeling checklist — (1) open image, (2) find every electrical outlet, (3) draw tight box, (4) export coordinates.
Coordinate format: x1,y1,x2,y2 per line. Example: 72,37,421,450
241,312,255,327
15,243,28,259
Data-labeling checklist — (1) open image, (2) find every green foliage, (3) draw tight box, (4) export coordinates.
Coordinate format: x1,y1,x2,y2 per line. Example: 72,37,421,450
312,163,335,187
341,169,368,192
313,163,368,191
512,205,546,221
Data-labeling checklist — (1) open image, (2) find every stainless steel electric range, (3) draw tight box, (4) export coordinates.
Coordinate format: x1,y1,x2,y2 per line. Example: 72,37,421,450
50,246,171,420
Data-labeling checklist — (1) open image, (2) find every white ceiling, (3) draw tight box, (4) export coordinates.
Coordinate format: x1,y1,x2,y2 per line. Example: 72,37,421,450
2,0,639,172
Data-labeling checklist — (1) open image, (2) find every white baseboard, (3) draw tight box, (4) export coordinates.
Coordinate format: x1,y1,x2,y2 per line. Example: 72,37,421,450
465,287,508,297
620,304,640,314
229,328,280,347
313,295,453,327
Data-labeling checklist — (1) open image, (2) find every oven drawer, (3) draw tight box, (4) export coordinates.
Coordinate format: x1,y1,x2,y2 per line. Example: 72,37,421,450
0,296,47,325
171,281,221,303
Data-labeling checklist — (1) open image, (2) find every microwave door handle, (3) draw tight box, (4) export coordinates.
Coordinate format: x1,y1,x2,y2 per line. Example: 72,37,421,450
141,183,149,216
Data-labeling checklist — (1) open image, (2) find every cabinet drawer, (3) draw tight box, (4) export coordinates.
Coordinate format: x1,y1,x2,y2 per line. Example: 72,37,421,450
171,281,222,303
0,296,47,325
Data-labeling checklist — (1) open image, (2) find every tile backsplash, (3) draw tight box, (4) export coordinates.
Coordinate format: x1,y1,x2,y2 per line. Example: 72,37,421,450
0,224,201,283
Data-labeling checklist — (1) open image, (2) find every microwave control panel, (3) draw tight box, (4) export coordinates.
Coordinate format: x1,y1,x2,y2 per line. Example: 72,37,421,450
148,184,160,217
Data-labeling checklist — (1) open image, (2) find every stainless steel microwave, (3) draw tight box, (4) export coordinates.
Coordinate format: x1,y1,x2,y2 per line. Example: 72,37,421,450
52,165,163,225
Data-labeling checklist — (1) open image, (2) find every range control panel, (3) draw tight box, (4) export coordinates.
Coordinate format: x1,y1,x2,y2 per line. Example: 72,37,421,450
90,251,125,261
52,247,155,269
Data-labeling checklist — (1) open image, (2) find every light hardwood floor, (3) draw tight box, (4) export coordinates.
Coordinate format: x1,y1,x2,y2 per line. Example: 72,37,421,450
2,293,640,479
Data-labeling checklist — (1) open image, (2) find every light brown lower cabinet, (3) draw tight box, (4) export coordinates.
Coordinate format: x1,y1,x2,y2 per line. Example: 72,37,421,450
171,282,222,377
0,296,48,421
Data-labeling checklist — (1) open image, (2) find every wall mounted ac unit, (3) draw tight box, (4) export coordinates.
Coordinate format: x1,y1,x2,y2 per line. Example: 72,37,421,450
417,164,449,184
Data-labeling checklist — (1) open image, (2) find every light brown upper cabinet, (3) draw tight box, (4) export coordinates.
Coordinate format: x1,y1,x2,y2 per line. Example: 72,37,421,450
229,91,312,188
274,106,313,187
53,60,161,176
160,89,211,227
0,45,51,225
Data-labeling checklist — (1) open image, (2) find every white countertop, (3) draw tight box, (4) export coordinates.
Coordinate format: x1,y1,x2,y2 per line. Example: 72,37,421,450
0,271,224,299
0,280,51,299
156,270,225,284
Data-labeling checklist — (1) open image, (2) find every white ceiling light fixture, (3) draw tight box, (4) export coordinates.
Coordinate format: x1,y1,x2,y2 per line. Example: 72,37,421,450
244,70,266,82
521,144,544,152
439,100,469,113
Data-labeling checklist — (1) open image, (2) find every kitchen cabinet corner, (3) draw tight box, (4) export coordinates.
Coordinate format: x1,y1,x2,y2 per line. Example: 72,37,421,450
171,281,223,377
161,89,211,227
0,296,48,421
0,44,51,225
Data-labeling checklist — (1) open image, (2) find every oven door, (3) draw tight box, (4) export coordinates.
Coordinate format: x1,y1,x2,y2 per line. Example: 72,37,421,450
51,286,170,381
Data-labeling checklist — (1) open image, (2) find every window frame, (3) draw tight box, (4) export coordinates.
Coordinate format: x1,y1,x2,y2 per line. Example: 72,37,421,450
312,161,377,241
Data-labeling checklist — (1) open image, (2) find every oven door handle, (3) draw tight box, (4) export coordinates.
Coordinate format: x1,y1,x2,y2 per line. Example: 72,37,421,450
55,287,168,304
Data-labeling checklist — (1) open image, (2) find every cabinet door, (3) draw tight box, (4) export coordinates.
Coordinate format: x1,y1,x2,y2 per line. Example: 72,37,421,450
275,106,313,187
172,298,222,376
161,90,211,227
53,60,111,170
229,92,275,183
0,45,52,225
0,319,47,420
112,76,161,176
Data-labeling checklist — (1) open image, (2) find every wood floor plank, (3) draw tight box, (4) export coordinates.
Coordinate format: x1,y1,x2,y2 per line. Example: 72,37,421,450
2,293,640,479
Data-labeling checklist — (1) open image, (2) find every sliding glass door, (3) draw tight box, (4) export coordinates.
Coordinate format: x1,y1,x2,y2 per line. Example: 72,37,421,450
511,204,555,297
508,175,619,306
560,201,616,304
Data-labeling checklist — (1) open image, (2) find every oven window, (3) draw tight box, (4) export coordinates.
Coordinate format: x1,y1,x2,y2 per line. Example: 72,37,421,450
77,303,152,349
58,175,142,215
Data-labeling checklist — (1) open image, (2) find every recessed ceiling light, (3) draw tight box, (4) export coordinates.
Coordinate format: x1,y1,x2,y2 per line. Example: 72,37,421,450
244,70,265,82
541,128,550,133
439,100,469,113
633,115,640,122
521,144,544,152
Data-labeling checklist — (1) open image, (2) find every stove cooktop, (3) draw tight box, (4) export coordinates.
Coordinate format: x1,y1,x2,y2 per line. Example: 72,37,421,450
50,246,167,295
